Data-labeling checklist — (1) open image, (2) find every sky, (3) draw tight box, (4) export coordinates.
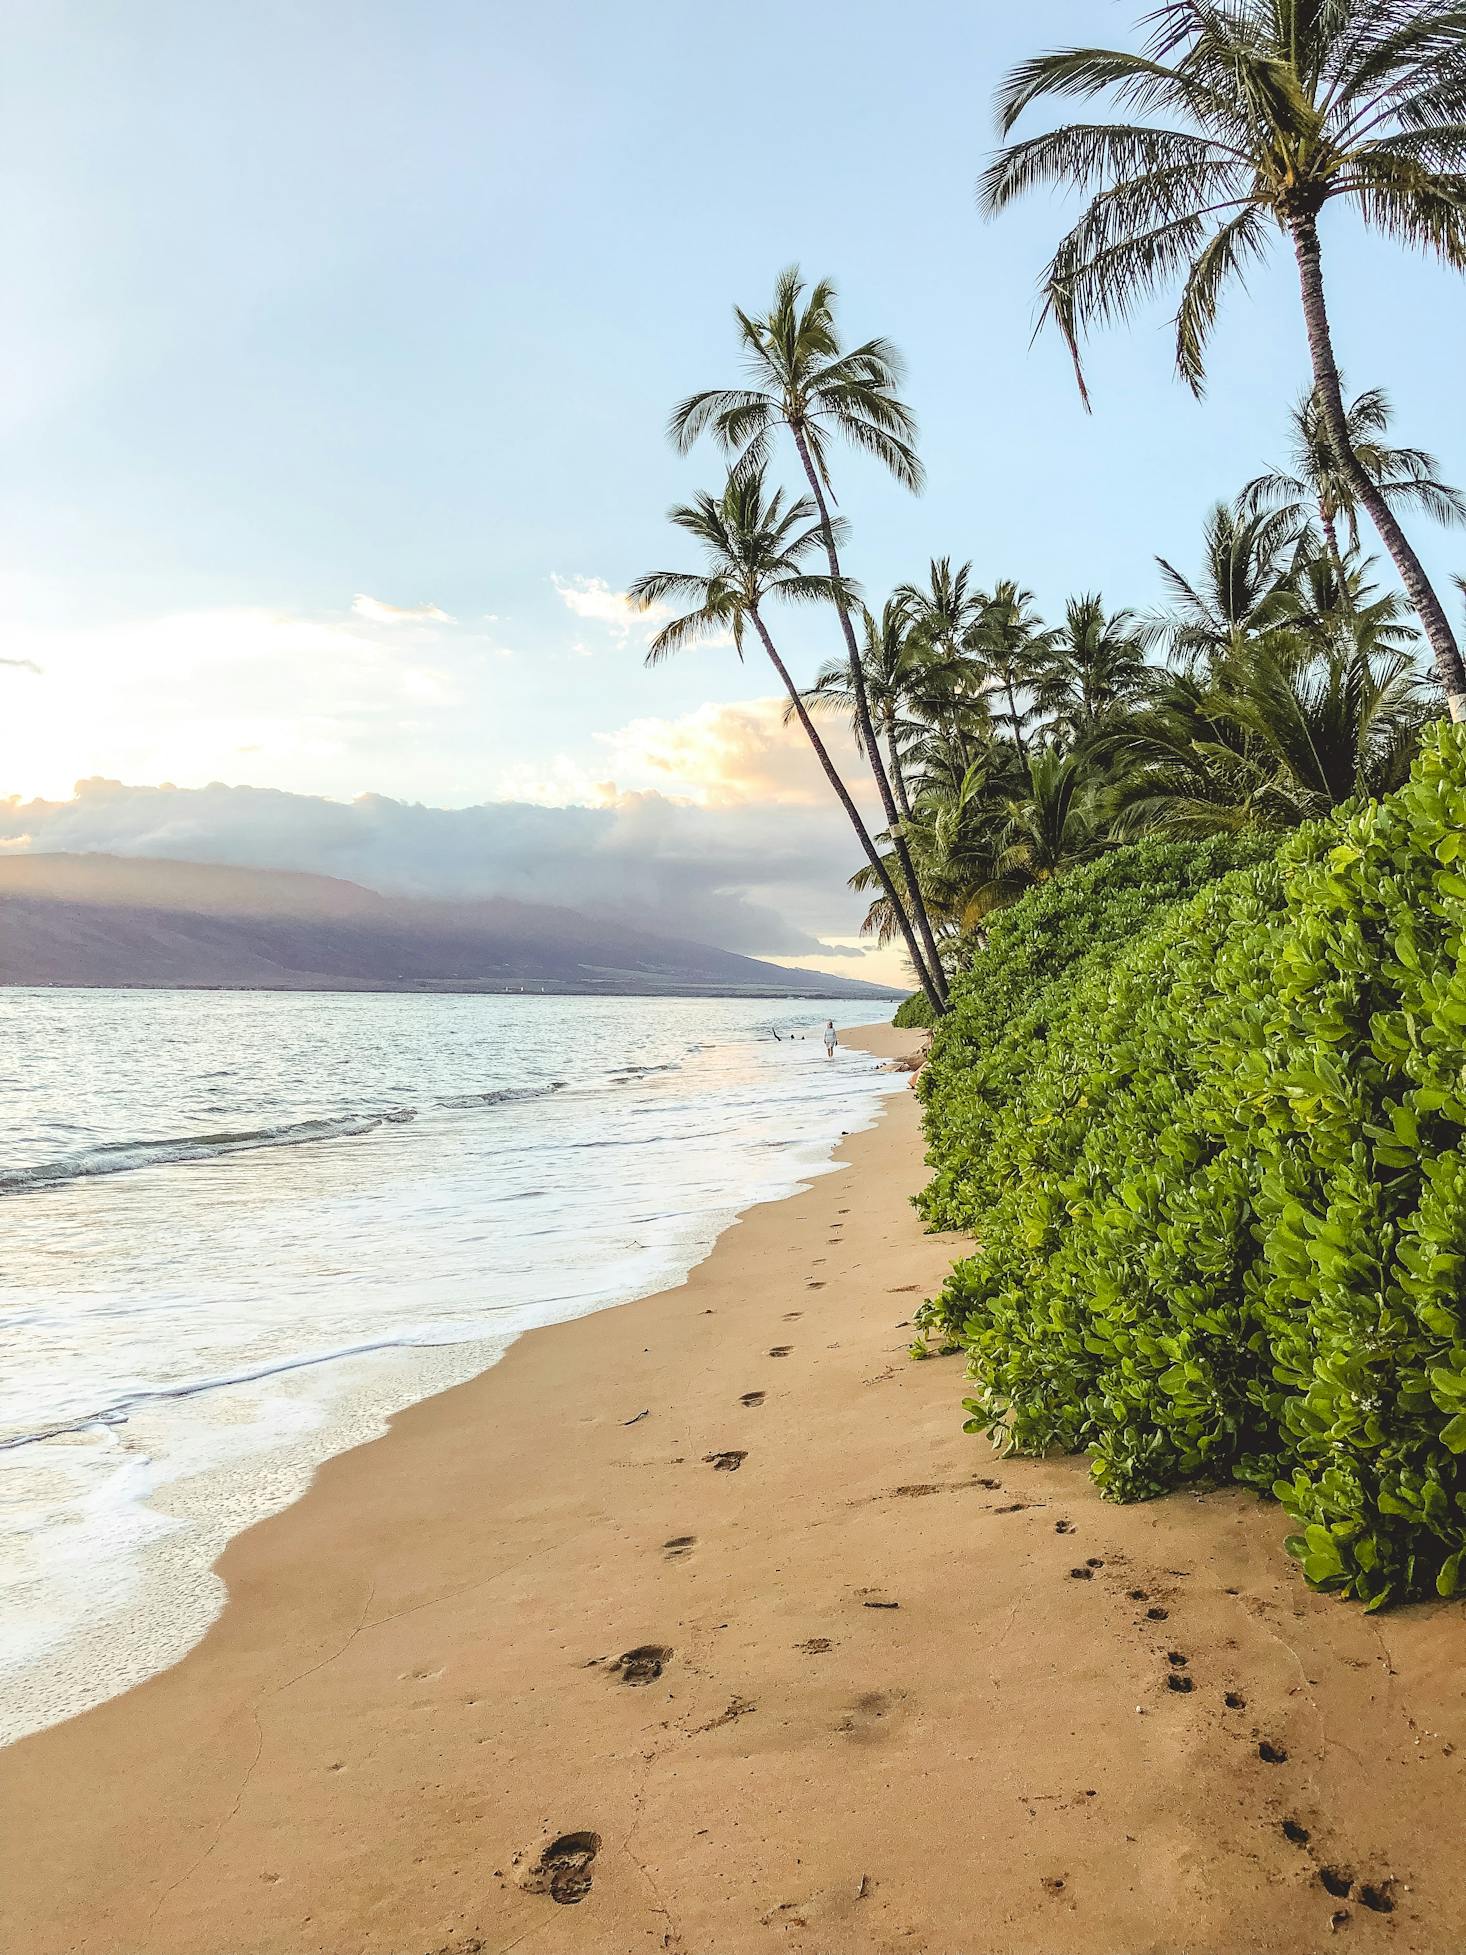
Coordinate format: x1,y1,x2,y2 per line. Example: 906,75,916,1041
3,0,1465,985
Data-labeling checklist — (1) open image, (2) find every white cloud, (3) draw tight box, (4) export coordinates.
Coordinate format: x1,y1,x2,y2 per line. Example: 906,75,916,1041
552,574,667,644
351,593,455,625
599,697,877,813
0,600,510,801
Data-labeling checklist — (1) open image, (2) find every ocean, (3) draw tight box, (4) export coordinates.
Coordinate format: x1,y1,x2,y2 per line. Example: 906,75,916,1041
0,988,900,1744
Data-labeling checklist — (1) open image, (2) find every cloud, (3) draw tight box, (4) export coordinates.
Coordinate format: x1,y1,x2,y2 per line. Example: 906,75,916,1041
351,593,455,625
0,775,907,979
0,601,502,803
552,574,665,643
600,698,875,811
1,657,43,674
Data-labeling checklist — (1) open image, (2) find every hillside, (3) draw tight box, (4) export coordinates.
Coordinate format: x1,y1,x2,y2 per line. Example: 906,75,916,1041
0,853,899,998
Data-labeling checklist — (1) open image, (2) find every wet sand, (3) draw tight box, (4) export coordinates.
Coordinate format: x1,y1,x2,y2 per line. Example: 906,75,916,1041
2,1022,1464,1955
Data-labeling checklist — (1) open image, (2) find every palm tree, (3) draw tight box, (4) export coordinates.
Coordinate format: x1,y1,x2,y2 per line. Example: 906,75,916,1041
1242,385,1466,567
628,469,945,1018
967,580,1052,756
1034,594,1149,741
796,599,929,823
669,267,949,1007
993,744,1110,891
892,558,990,764
1152,501,1299,667
1108,568,1432,834
982,0,1466,717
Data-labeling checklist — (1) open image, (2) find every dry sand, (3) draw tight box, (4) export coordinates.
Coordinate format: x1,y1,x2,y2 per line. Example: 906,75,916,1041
3,1022,1464,1955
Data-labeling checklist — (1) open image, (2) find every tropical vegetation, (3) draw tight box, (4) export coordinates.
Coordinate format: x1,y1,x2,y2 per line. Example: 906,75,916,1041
636,0,1466,1603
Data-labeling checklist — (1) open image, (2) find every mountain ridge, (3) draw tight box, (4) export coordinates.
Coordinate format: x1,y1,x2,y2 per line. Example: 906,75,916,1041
0,852,900,998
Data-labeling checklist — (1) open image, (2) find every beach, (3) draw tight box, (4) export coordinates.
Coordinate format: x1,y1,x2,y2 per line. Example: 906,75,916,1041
3,1021,1465,1955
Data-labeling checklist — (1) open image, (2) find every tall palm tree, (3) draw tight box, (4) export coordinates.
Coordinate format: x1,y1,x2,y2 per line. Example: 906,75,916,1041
669,267,949,1007
967,580,1052,756
981,0,1466,717
1242,384,1466,566
628,469,945,1018
893,557,989,764
1035,594,1149,741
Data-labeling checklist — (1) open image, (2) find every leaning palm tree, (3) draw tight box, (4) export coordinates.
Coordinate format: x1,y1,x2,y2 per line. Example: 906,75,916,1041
1242,384,1466,567
982,0,1466,717
669,267,949,1006
628,469,945,1018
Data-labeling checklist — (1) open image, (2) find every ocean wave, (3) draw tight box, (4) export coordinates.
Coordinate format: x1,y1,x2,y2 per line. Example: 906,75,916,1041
435,1080,566,1109
0,1330,502,1455
0,1108,417,1196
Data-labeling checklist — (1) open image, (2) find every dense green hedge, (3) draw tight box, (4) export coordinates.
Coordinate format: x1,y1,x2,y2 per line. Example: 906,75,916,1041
917,727,1466,1607
892,991,935,1029
919,834,1281,1229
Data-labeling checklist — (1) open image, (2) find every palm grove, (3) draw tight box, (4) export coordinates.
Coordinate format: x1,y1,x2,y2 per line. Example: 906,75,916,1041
635,2,1466,1023
635,5,1466,1606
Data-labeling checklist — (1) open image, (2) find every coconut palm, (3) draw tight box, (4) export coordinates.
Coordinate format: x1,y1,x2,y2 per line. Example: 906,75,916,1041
1108,582,1432,835
892,557,992,763
981,0,1466,716
967,580,1052,755
628,469,945,1017
1242,385,1466,567
1034,594,1150,742
1152,501,1300,666
795,599,931,823
668,267,949,1007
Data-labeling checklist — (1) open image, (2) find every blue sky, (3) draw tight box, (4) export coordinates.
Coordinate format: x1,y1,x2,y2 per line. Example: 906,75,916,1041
4,0,1465,976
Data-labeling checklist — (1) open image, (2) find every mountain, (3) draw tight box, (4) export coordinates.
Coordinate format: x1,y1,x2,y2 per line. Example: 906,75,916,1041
0,854,900,998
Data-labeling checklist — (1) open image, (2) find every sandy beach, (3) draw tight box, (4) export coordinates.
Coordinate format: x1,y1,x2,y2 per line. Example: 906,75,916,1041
3,1021,1465,1955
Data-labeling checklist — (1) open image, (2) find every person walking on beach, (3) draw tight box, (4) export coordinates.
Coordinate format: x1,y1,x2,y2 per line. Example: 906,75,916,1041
823,1020,838,1060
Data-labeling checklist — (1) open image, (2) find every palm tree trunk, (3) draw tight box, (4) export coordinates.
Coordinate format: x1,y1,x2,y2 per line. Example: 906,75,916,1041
748,607,944,1019
789,424,950,1007
887,717,914,824
1005,678,1027,757
1290,216,1466,721
1319,503,1345,577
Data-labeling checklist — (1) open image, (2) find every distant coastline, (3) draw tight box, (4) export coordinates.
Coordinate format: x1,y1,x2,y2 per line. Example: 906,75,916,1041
0,851,899,1000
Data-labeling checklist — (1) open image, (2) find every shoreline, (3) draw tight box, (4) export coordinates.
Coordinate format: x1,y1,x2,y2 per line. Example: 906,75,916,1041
4,1021,1465,1954
3,1018,899,1747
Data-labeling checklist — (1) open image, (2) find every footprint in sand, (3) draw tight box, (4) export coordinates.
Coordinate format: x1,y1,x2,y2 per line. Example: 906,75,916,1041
784,1310,804,1319
1166,1674,1195,1694
768,1345,793,1358
797,1637,833,1654
1054,1519,1075,1535
705,1450,747,1471
740,1391,765,1407
1258,1740,1288,1764
519,1831,602,1906
837,1689,902,1742
807,1280,825,1290
662,1536,695,1561
612,1645,672,1686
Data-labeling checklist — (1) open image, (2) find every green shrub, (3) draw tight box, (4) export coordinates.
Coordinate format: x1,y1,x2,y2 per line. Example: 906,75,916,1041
918,726,1466,1606
893,990,935,1029
919,834,1280,1235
